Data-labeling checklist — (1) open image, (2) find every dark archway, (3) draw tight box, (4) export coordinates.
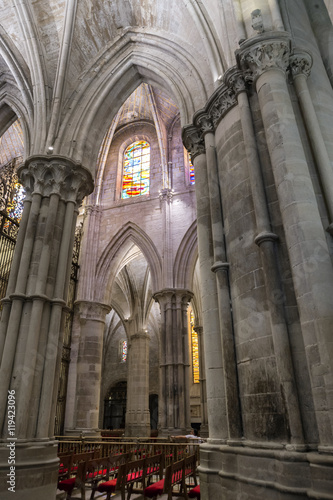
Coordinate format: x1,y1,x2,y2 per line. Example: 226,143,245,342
103,381,127,430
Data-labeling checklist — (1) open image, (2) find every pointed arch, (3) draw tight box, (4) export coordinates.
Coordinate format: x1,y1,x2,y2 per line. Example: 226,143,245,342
54,32,213,170
96,222,162,303
173,220,198,289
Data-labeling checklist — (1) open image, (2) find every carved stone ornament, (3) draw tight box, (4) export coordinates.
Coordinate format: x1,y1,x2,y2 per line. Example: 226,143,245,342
237,32,291,81
159,187,173,203
289,50,313,79
207,85,237,128
17,155,94,205
224,67,247,95
196,113,214,135
182,125,205,159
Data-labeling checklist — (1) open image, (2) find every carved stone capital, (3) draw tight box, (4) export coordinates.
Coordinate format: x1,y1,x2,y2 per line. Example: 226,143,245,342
18,155,94,205
159,187,173,203
182,125,205,160
85,204,101,217
74,300,111,322
289,50,312,79
224,67,247,95
195,113,214,136
207,85,237,128
237,32,291,82
153,288,193,307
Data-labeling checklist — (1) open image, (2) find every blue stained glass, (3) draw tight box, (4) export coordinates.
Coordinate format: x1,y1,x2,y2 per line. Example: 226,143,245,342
121,141,150,198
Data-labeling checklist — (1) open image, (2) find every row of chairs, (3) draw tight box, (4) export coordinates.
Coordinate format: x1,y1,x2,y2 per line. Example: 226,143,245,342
57,450,200,499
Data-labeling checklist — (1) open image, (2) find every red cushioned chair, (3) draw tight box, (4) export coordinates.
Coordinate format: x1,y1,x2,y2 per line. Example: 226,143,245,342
189,485,200,499
96,452,132,500
58,460,86,500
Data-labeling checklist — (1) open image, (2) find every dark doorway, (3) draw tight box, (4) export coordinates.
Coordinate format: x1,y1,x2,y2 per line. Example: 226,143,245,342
149,394,158,430
103,381,127,430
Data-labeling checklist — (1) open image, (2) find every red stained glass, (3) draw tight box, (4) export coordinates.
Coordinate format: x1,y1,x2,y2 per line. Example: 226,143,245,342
122,141,150,199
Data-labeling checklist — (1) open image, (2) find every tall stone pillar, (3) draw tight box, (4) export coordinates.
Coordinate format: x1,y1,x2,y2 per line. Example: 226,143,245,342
125,330,150,437
224,67,304,446
182,127,228,443
194,326,208,437
0,155,93,500
64,204,103,432
72,300,110,436
194,115,242,440
238,32,333,448
154,289,192,434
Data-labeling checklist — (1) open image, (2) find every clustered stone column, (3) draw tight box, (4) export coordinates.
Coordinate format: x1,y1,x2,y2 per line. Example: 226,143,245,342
154,289,192,434
125,330,151,437
181,127,229,444
238,32,333,448
224,66,304,446
0,155,93,499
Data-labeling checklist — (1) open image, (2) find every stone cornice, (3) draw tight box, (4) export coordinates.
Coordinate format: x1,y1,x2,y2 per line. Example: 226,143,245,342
182,84,238,156
183,33,313,155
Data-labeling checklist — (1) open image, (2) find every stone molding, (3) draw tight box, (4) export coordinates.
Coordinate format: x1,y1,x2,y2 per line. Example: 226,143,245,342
254,231,279,247
182,84,238,158
17,155,94,204
211,261,230,273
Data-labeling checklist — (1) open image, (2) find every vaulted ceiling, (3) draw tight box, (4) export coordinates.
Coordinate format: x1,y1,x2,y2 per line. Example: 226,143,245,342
0,0,233,168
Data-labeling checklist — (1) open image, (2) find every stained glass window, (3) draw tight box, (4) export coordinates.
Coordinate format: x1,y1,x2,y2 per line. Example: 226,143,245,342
120,340,128,362
190,311,199,383
7,182,25,222
189,156,195,185
122,141,150,198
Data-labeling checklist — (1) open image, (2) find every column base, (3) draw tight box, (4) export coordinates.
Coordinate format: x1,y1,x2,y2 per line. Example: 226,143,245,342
124,424,151,438
0,439,58,500
64,428,101,438
198,442,333,499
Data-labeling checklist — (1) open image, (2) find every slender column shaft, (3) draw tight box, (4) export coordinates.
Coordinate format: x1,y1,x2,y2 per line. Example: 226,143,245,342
181,297,191,431
0,192,42,430
195,326,208,431
16,193,60,436
176,294,185,429
0,198,32,358
268,0,284,30
291,60,333,233
193,152,228,443
204,130,242,439
37,200,76,437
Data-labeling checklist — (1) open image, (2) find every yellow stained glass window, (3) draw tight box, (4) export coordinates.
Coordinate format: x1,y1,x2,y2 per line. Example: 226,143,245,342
190,311,199,383
122,141,150,198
